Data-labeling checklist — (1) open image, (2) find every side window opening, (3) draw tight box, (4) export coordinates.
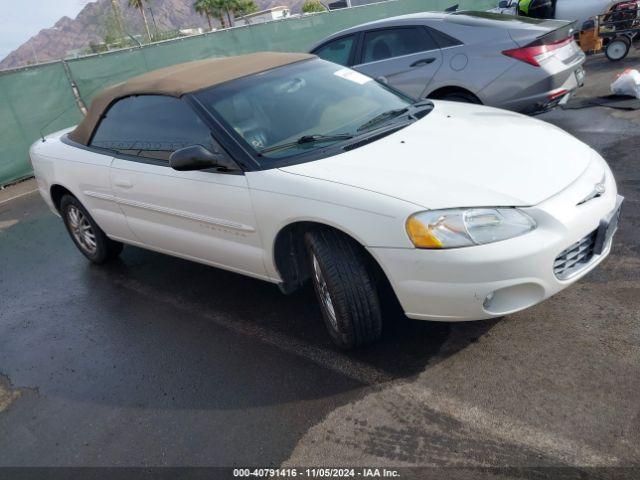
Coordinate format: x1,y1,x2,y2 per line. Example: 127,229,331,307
361,27,440,64
90,95,216,163
314,35,355,66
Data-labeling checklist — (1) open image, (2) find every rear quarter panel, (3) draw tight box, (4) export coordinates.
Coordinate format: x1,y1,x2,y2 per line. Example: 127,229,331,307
30,132,130,239
422,20,518,103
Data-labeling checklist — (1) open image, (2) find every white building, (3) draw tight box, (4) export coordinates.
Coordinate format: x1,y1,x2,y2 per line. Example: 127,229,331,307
235,6,291,27
179,27,205,36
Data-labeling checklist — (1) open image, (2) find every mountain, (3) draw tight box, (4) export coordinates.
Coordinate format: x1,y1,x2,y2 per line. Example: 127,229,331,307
0,0,305,71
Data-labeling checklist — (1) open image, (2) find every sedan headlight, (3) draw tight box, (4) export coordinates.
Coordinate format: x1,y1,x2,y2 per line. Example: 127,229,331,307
406,208,536,249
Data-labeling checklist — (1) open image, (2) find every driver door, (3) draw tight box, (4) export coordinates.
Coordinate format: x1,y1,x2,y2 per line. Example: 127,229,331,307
90,94,267,279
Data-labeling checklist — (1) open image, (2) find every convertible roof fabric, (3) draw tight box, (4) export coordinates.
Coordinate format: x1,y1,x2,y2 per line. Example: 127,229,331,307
69,51,314,145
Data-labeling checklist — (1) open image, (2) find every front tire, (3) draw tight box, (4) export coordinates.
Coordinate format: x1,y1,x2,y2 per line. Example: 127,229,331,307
60,195,123,264
305,229,382,350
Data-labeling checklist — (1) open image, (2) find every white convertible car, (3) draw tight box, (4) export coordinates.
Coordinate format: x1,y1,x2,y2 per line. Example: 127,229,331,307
31,52,622,349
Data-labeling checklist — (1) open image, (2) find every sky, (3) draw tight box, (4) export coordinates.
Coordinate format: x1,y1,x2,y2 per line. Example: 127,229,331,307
0,0,92,60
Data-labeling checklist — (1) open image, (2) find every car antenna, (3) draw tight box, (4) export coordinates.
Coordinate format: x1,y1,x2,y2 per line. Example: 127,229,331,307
445,4,459,12
38,106,74,143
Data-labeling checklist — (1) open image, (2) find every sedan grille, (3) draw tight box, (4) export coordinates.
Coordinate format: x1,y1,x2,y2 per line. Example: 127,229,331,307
554,230,598,280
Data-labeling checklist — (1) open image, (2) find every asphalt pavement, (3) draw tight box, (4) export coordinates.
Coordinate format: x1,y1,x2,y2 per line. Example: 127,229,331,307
0,50,638,475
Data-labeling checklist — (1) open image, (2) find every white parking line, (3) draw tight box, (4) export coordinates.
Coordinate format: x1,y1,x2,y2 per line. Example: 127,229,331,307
106,270,621,467
108,274,394,386
404,384,619,466
0,188,39,206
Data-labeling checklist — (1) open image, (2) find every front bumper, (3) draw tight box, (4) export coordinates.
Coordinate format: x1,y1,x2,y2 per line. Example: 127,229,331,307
369,162,621,322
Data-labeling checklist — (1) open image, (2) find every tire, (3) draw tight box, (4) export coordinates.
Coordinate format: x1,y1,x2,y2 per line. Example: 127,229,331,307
436,91,481,104
606,37,631,61
305,229,383,350
60,194,123,264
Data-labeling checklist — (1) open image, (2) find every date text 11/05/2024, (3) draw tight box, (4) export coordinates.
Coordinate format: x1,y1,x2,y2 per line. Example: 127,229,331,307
232,468,401,477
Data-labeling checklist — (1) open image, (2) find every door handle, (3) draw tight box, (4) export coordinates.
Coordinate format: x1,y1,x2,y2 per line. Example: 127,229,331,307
410,57,436,67
113,179,133,189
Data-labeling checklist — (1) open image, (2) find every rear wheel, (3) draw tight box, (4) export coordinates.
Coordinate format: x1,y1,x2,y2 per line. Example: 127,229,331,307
60,195,123,264
305,229,382,350
606,37,631,61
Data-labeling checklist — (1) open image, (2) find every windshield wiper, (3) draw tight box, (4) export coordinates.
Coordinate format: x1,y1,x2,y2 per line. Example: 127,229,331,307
409,100,434,119
357,108,409,132
259,133,353,155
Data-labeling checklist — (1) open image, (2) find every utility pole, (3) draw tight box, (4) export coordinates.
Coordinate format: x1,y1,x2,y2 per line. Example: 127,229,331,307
148,5,159,37
29,42,39,64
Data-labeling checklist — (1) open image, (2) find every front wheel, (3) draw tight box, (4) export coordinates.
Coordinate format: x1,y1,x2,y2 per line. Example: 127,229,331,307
606,37,631,61
305,229,383,350
61,195,123,264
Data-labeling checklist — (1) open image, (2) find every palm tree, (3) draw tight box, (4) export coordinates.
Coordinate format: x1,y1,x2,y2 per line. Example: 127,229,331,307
128,0,152,42
217,0,235,27
194,0,214,30
194,0,228,29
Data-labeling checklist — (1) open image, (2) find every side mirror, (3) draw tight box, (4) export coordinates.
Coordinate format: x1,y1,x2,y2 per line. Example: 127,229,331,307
498,1,510,8
169,144,239,172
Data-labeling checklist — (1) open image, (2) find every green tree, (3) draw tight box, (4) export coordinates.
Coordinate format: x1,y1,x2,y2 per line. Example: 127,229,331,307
234,0,258,17
101,7,125,45
194,0,229,29
128,0,152,42
302,0,326,13
194,0,214,30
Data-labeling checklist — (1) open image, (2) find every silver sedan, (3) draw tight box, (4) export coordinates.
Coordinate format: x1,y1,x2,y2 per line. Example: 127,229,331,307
310,11,586,113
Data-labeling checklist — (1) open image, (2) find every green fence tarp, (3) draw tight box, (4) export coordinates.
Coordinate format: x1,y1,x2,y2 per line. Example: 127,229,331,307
0,0,495,187
0,62,82,186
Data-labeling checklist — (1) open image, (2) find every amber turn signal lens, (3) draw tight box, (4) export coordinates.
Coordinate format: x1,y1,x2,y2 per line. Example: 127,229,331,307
406,216,443,249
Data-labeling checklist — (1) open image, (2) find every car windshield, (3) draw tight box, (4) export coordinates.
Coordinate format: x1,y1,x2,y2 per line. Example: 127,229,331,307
195,58,415,164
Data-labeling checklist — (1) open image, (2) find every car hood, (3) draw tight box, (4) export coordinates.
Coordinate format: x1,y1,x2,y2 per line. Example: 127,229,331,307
279,102,594,210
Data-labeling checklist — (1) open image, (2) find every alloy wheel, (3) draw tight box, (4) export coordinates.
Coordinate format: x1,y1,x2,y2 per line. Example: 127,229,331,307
67,205,97,255
312,253,338,330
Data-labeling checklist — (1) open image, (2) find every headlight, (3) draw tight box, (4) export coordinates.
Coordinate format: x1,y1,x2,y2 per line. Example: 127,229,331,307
406,208,536,249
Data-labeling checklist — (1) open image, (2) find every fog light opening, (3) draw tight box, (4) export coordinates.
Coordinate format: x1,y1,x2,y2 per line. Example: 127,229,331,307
482,283,546,316
483,292,495,310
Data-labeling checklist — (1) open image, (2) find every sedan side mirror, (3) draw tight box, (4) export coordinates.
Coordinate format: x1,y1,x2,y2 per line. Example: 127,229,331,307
498,0,510,7
169,144,240,172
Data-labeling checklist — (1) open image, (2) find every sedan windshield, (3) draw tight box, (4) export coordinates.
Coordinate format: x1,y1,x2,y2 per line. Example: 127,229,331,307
195,59,416,164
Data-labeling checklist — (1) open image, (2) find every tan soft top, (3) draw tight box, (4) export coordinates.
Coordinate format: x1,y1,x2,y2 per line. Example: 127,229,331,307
69,51,314,145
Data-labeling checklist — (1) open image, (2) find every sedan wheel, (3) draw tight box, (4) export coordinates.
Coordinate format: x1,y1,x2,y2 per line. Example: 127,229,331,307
61,194,123,264
305,229,383,350
67,205,98,255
